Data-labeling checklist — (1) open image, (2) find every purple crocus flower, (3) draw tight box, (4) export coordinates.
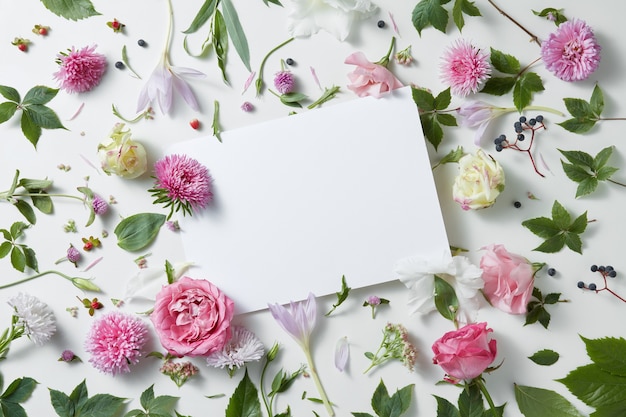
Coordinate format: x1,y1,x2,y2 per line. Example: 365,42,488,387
268,292,317,349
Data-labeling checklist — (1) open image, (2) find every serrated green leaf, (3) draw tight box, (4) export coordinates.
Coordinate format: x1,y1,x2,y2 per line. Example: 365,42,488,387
10,247,26,272
433,395,460,417
0,102,17,124
452,0,481,32
14,200,36,225
412,87,435,111
139,385,155,410
528,350,560,366
593,146,614,170
22,246,38,272
225,370,262,417
543,293,561,305
561,162,591,183
370,380,413,417
213,10,229,84
437,113,457,127
183,0,218,34
421,113,443,150
551,201,571,230
1,377,37,403
221,0,251,71
559,149,594,168
0,401,28,417
22,86,58,105
114,213,166,252
533,234,566,254
27,104,66,130
434,275,458,322
514,384,584,417
596,166,619,182
521,217,560,239
557,364,626,409
480,77,516,96
490,48,520,74
575,177,598,198
564,232,583,254
434,87,452,110
459,384,484,417
589,84,604,116
557,118,596,134
412,0,449,35
0,86,20,102
69,378,89,410
568,211,588,234
513,72,544,112
437,146,464,166
0,242,11,259
39,0,100,21
80,393,126,417
563,98,593,119
20,111,42,148
581,336,626,377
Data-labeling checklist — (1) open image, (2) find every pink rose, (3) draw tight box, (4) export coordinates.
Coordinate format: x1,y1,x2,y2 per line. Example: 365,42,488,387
432,322,497,381
151,276,235,357
480,244,534,314
345,52,403,98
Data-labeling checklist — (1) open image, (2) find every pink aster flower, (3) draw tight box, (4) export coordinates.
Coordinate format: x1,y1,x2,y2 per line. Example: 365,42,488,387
440,39,491,97
53,45,107,94
84,311,148,375
150,154,213,219
541,19,601,82
274,71,295,94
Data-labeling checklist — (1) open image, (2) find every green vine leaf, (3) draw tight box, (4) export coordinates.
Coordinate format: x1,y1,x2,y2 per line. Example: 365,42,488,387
558,84,604,134
39,0,100,21
412,0,480,35
325,275,351,316
581,336,626,377
225,369,262,417
114,213,166,252
0,376,37,417
124,384,179,417
352,379,414,417
513,72,544,112
49,379,126,417
433,395,460,417
412,87,456,150
559,147,621,198
528,349,560,366
451,0,481,33
514,384,584,417
532,8,567,25
521,200,588,254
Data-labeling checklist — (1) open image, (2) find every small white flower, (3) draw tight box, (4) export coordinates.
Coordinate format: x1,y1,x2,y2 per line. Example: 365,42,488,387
286,0,378,41
8,293,56,346
206,326,265,371
395,251,483,324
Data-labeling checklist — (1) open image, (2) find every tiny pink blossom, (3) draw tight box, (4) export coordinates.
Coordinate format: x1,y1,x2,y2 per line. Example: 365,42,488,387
85,311,148,375
240,101,254,112
274,71,295,94
541,19,601,82
91,194,108,215
440,39,491,97
66,244,80,267
53,45,107,94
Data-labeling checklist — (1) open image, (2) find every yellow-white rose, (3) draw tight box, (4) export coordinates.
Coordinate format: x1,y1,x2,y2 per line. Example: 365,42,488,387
452,149,505,210
97,123,147,179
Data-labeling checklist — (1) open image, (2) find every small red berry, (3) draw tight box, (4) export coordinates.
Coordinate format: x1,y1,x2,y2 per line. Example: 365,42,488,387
189,119,200,130
39,27,48,35
112,21,120,29
17,43,27,52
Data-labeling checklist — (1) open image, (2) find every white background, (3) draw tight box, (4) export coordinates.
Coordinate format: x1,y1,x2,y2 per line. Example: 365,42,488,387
0,0,625,416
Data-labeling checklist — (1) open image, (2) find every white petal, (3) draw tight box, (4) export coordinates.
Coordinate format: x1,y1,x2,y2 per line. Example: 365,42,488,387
172,74,200,111
334,336,349,372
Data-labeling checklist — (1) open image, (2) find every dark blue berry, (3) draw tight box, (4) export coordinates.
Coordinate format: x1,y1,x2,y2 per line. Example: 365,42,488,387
513,201,521,208
377,20,385,28
577,281,585,288
591,265,598,272
519,116,527,123
517,134,525,141
606,265,614,272
499,134,506,141
588,283,597,291
285,58,295,66
515,127,523,133
514,121,522,129
609,270,617,278
495,144,503,152
547,268,556,276
599,265,606,272
529,118,537,126
494,137,502,145
137,39,147,47
115,61,124,69
535,115,544,122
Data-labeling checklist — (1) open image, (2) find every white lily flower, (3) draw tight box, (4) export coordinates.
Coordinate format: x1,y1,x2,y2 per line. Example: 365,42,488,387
395,251,484,324
286,0,378,41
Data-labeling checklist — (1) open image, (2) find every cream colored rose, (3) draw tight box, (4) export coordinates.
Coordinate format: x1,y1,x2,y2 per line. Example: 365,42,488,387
452,149,505,210
97,123,147,179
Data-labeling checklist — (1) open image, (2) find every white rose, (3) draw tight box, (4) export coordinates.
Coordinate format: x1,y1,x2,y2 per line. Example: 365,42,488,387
97,123,147,179
452,149,505,210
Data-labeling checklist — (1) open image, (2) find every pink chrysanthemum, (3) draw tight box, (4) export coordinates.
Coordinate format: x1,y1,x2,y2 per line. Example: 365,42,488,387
274,71,295,94
440,39,491,97
150,154,213,219
541,19,601,82
85,311,148,375
53,45,107,94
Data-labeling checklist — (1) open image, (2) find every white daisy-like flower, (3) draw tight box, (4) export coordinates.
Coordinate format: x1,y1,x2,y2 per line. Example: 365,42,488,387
8,293,56,346
395,251,484,324
206,325,265,371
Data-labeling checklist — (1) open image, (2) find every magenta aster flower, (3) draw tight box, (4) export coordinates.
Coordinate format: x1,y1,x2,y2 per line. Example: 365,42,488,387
150,154,213,219
53,45,107,94
440,39,491,97
541,19,601,82
274,71,295,94
84,311,148,375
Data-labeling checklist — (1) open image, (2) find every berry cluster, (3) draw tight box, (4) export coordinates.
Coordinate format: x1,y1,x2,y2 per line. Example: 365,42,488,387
577,264,625,302
494,115,546,177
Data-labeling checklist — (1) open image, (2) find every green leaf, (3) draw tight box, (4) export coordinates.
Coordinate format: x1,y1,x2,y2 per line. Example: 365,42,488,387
528,349,560,366
20,111,42,148
10,221,29,239
22,86,59,105
543,293,561,305
562,98,592,119
581,336,626,377
213,10,229,84
221,0,251,71
69,378,89,410
533,234,566,254
480,77,516,96
183,0,218,34
325,275,351,316
411,87,435,111
0,377,37,403
525,304,551,328
589,84,604,116
10,247,26,272
31,194,53,214
434,87,452,110
561,162,591,183
569,211,588,234
352,413,375,417
596,166,619,181
225,370,262,417
559,149,594,168
551,200,571,230
22,246,38,273
452,0,481,32
558,118,596,134
433,395,460,417
557,364,626,409
281,92,308,103
437,113,457,127
575,177,598,198
592,146,613,170
433,275,458,322
0,102,17,124
412,0,449,35
490,48,520,74
14,200,36,225
421,113,443,150
521,217,560,239
513,72,544,112
79,393,126,417
0,242,11,259
0,86,20,102
49,388,73,417
39,0,101,21
114,213,166,252
458,384,484,417
514,384,584,417
27,104,66,130
436,146,464,166
0,401,28,417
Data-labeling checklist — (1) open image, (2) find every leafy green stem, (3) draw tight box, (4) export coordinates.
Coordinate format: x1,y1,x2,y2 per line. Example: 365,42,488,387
487,0,541,46
375,36,396,67
8,192,84,202
259,353,274,417
255,37,295,95
0,270,100,291
303,347,334,416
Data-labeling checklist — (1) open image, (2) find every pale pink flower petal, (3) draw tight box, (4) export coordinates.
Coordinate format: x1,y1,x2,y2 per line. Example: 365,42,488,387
334,336,349,372
345,52,403,98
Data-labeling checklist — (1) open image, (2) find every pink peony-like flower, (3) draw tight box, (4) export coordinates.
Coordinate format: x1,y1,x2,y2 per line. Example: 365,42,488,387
53,45,107,94
84,311,148,375
432,322,497,381
345,52,403,98
151,154,213,219
440,39,491,97
480,244,535,315
274,71,295,94
541,19,601,82
151,276,235,357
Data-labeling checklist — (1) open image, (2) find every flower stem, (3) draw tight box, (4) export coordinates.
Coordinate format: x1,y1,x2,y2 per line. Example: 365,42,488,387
608,178,626,187
475,378,498,417
303,347,334,417
0,270,79,290
523,105,565,117
375,36,396,67
487,0,541,46
255,38,295,96
259,357,273,417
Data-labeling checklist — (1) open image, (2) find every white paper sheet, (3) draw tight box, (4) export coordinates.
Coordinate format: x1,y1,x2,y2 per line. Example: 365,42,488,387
167,86,450,313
